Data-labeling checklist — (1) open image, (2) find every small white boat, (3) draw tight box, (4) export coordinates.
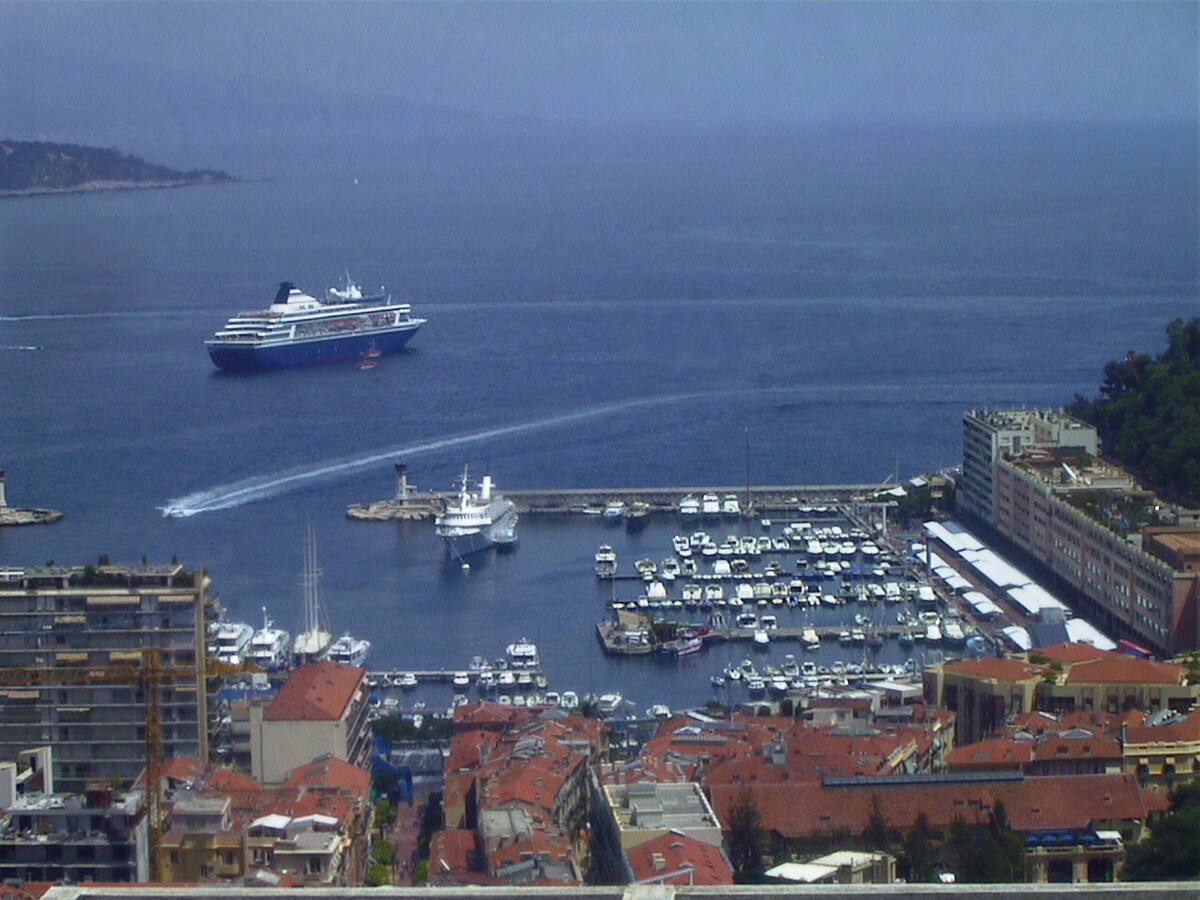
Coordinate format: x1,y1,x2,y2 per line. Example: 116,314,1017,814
752,628,770,647
560,690,579,709
679,495,701,518
647,703,671,718
452,671,470,687
396,672,418,688
701,493,721,519
506,638,540,668
722,494,741,517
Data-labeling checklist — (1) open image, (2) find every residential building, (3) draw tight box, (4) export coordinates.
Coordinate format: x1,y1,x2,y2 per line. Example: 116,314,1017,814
1119,707,1200,790
708,771,1155,885
0,749,145,884
924,643,1200,746
0,564,219,792
624,830,733,886
245,661,372,786
958,407,1199,654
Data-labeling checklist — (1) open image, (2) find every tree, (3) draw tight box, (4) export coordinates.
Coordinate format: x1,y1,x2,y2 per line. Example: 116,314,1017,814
725,787,764,882
947,804,1025,883
1121,781,1200,881
364,862,390,886
902,812,937,883
863,792,889,850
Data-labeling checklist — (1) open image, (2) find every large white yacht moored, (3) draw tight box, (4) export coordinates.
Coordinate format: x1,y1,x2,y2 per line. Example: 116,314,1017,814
435,467,518,557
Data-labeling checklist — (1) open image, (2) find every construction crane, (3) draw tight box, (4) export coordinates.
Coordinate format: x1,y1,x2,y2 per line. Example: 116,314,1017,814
0,650,253,882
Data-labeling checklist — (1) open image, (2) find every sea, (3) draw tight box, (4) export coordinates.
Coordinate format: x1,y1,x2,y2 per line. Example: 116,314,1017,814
1,121,1196,715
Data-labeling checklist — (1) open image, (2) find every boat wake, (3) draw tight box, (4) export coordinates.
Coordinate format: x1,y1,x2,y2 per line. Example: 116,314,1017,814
158,376,1068,518
159,391,711,518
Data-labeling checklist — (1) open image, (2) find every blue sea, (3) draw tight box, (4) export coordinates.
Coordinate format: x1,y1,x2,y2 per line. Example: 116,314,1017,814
1,122,1196,712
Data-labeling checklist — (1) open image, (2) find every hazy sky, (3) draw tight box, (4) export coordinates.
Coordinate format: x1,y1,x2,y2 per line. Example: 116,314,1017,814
3,1,1197,125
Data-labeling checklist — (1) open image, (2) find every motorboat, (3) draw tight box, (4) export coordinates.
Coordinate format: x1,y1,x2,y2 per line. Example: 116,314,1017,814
326,632,371,667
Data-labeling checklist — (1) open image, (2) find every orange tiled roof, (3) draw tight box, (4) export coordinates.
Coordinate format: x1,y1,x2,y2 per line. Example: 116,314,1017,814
430,828,479,875
281,756,371,798
626,830,733,886
709,772,1148,839
947,738,1033,769
1063,656,1184,685
1034,642,1119,664
945,657,1045,681
264,660,364,721
1123,707,1200,745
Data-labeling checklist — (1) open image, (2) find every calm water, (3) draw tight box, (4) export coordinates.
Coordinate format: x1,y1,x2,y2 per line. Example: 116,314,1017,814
1,122,1196,712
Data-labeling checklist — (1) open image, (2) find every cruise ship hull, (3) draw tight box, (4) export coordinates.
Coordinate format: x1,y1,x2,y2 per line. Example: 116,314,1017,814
207,323,422,371
440,507,519,557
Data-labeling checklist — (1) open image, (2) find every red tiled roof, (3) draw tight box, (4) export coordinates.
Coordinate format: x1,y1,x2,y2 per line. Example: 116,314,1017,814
709,772,1148,839
1123,707,1200,745
625,831,733,886
486,830,574,875
947,739,1033,769
945,657,1045,681
1032,732,1121,762
160,755,260,792
1035,642,1119,664
1063,656,1183,685
281,756,371,798
264,661,364,720
430,829,479,874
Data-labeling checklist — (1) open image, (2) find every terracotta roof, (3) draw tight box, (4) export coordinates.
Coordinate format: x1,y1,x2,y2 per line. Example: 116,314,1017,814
1123,707,1200,745
486,830,573,874
281,756,371,798
625,830,733,886
430,828,480,875
161,755,260,792
1032,732,1121,762
709,772,1149,839
944,657,1045,681
947,739,1033,770
1034,642,1118,664
1063,656,1183,685
264,660,364,721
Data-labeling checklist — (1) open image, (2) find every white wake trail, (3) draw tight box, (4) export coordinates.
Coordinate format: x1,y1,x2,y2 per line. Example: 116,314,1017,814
159,391,710,518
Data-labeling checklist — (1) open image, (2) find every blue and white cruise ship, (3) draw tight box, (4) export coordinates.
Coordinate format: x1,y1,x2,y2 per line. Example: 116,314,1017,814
205,279,425,370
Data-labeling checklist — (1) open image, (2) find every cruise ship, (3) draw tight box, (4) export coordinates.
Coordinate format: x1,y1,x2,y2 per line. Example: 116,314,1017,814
435,467,518,557
205,279,426,370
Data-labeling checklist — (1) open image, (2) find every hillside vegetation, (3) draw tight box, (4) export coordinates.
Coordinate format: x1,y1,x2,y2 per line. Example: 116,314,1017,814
1070,317,1200,506
0,140,232,194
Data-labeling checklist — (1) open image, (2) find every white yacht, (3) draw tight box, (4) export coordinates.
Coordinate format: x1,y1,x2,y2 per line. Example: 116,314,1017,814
326,632,371,667
594,544,617,577
506,638,540,669
293,526,333,664
435,467,518,557
678,495,701,519
701,493,721,519
721,494,741,517
212,620,253,666
249,608,291,671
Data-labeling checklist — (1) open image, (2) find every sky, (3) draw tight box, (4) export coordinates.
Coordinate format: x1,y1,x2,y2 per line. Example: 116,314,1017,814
2,1,1197,126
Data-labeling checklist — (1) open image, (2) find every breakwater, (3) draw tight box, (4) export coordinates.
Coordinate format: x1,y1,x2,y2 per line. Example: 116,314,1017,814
347,483,881,520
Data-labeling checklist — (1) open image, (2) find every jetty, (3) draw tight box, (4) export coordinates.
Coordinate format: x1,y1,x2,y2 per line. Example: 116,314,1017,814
347,460,881,521
0,470,62,526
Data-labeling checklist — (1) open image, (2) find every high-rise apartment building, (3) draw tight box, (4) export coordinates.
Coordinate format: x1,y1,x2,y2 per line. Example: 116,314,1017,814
0,563,219,792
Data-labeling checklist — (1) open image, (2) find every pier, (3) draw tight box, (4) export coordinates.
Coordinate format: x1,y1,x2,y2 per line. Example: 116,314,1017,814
0,470,63,526
347,471,882,521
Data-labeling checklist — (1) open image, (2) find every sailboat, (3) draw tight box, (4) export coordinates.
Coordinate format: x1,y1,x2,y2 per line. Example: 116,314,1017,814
292,526,333,664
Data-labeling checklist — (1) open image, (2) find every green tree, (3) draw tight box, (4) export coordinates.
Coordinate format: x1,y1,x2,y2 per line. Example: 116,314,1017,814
372,838,395,865
863,793,889,850
1121,781,1200,881
902,811,937,883
364,862,390,886
725,787,764,882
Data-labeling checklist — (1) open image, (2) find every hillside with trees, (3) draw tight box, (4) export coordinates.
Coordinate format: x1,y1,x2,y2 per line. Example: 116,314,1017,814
1070,317,1200,506
0,140,232,195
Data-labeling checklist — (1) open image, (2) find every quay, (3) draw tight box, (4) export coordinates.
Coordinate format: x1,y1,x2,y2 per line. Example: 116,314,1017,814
368,668,545,686
346,461,881,520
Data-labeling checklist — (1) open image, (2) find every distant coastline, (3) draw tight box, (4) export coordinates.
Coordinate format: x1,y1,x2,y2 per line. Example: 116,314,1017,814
0,140,235,197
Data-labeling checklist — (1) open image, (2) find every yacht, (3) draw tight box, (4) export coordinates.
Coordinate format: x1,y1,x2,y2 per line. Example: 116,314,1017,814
293,526,333,664
435,467,518,556
248,608,291,672
212,620,254,666
678,495,701,519
721,494,741,517
594,544,617,577
701,493,721,519
506,638,540,669
801,625,821,650
326,632,371,667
